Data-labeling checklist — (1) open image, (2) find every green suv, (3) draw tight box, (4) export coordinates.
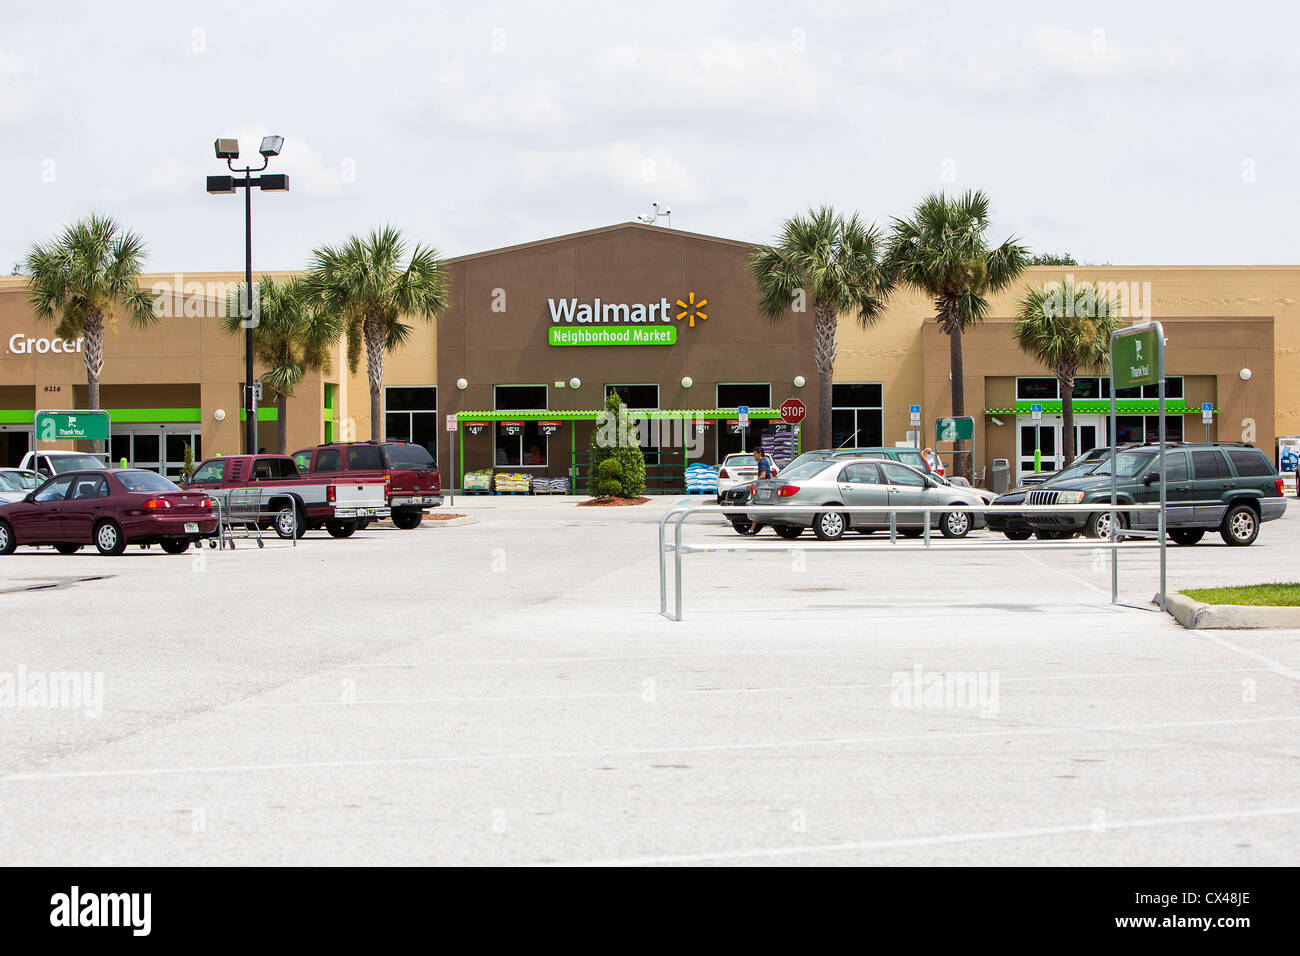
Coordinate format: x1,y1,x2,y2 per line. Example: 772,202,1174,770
1023,443,1287,546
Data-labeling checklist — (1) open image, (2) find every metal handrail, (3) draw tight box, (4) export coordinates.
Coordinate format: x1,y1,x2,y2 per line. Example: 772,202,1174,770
659,501,1166,621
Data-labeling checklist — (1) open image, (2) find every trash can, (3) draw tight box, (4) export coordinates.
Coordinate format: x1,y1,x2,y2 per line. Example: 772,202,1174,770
991,458,1010,494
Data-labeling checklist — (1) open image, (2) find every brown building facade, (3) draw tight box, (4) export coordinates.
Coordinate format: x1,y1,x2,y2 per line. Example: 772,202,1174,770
1,224,1295,490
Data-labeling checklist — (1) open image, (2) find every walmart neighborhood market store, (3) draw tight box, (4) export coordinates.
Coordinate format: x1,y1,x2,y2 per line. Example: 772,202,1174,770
0,223,1294,489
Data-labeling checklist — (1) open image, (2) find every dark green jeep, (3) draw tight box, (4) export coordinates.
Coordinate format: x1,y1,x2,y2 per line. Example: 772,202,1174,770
1022,442,1286,546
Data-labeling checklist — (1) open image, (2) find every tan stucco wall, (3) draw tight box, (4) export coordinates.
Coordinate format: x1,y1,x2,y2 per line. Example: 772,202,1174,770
834,265,1297,469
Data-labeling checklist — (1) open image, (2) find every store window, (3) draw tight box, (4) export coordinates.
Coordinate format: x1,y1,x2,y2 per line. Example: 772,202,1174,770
716,383,771,410
715,384,772,459
385,386,438,460
606,385,661,465
1019,376,1183,402
494,385,548,467
1114,415,1184,444
831,383,883,449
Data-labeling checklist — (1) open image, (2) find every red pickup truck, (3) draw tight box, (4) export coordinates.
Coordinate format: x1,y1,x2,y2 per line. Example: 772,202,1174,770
183,454,389,538
292,442,442,529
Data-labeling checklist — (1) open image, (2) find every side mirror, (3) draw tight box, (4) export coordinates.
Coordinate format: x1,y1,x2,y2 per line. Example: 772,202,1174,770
1143,472,1159,485
23,492,35,503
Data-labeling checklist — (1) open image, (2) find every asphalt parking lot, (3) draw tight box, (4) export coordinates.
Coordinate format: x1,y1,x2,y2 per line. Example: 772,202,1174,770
1,497,1297,866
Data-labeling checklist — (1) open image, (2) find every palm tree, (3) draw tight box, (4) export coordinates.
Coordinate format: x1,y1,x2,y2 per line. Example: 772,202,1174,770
1014,277,1122,464
303,228,449,440
749,207,893,448
222,276,342,453
886,191,1027,479
24,215,157,453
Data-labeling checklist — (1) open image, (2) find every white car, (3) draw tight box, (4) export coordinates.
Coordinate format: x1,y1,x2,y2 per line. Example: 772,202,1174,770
19,450,108,478
0,470,34,504
716,453,780,504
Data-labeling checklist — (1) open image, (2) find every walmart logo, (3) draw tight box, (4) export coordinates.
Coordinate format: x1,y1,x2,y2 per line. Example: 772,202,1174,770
676,292,708,328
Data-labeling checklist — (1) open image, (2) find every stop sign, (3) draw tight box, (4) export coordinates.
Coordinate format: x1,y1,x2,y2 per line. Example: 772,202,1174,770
779,398,807,426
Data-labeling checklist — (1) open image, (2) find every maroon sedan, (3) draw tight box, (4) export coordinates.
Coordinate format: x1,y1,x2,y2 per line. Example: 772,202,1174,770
0,469,217,556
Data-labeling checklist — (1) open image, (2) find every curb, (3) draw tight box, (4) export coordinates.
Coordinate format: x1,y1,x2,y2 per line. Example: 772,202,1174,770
1158,591,1300,630
424,515,476,528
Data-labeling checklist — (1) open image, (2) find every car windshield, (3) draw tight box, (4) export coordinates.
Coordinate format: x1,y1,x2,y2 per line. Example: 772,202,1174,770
2,471,40,490
382,444,435,469
1090,451,1155,478
723,454,754,468
48,454,105,472
0,472,21,492
1052,456,1109,482
776,460,836,481
113,471,181,494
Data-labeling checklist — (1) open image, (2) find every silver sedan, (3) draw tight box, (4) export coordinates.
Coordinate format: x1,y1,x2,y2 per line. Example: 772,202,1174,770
745,457,988,540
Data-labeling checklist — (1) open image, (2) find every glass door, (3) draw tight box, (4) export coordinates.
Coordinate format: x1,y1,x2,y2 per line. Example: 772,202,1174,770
1017,421,1058,482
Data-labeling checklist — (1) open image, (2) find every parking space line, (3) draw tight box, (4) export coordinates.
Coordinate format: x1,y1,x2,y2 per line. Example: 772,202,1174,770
540,805,1300,866
6,713,1296,783
1019,551,1110,597
223,666,1266,709
1189,631,1300,682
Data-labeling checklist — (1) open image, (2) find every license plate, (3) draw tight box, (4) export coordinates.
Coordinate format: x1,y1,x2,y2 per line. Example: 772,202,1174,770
183,522,199,533
758,490,771,500
356,508,374,516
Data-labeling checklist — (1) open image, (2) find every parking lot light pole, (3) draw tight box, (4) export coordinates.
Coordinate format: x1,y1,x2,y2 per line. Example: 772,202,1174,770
206,136,289,454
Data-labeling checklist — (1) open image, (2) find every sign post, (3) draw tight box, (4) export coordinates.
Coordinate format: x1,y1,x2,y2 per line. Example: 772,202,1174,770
446,414,458,505
1202,402,1214,442
780,399,806,457
1031,403,1043,472
737,405,749,454
1110,322,1167,609
910,405,921,449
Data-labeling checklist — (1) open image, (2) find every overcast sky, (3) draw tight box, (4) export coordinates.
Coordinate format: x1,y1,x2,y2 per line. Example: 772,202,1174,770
1,0,1295,273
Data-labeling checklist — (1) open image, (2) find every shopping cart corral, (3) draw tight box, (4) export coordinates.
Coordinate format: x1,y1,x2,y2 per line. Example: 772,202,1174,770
657,502,1167,621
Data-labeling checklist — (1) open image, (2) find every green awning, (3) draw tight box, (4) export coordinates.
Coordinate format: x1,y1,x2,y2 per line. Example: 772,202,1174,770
984,401,1213,415
455,408,784,421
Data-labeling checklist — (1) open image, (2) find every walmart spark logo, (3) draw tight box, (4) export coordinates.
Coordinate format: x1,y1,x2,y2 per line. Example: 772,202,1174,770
676,292,708,328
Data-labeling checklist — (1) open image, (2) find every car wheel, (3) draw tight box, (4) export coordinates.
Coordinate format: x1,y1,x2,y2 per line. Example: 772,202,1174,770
53,543,83,555
392,509,424,530
274,503,306,539
94,520,127,556
326,519,358,538
1169,529,1205,546
1003,529,1033,541
940,510,972,538
0,520,16,555
1084,510,1127,540
1220,504,1259,546
773,524,804,539
812,510,847,541
159,538,190,555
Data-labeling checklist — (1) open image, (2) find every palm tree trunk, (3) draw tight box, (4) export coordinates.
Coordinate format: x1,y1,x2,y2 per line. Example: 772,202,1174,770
364,316,385,441
948,324,971,480
1058,368,1076,465
276,389,288,455
83,311,106,455
813,303,837,449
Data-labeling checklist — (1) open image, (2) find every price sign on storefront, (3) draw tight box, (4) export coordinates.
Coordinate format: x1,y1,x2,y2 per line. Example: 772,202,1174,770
726,419,742,435
500,421,524,437
538,420,562,437
464,421,489,436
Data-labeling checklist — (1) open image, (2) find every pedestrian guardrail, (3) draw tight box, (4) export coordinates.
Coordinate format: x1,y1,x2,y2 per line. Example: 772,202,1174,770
658,502,1167,621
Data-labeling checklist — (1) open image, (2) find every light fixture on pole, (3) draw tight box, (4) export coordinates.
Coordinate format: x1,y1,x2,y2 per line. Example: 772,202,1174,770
635,201,673,228
206,134,289,454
